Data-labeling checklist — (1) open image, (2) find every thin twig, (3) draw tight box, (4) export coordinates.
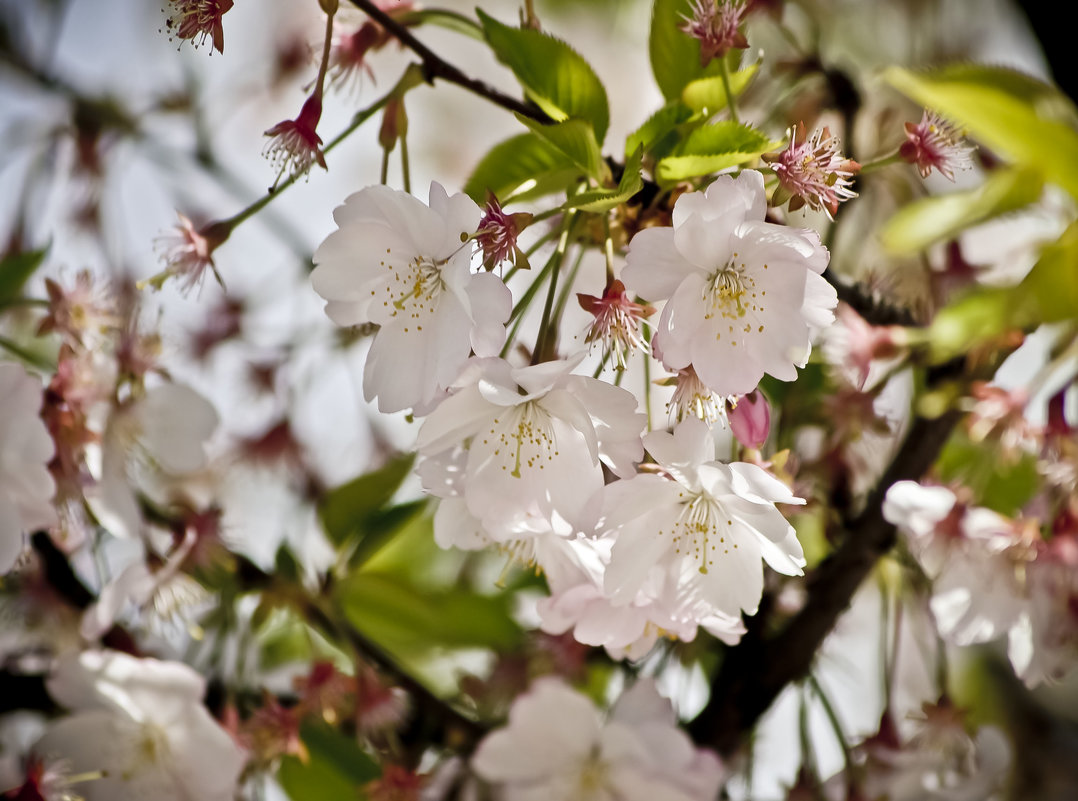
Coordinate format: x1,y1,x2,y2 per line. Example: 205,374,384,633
347,0,552,123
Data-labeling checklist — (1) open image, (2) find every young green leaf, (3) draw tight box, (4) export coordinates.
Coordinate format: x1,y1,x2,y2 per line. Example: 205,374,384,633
278,721,381,801
884,65,1078,199
655,121,777,182
335,571,523,655
563,147,644,213
649,0,724,100
517,115,609,182
0,247,48,305
477,9,610,141
625,102,693,159
464,132,581,204
681,65,759,113
318,452,416,546
880,165,1044,254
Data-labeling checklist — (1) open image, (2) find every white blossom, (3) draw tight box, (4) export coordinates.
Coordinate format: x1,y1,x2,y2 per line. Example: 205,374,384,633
622,170,836,397
416,356,644,539
36,650,245,801
312,182,512,414
600,417,805,617
0,362,57,573
472,677,724,801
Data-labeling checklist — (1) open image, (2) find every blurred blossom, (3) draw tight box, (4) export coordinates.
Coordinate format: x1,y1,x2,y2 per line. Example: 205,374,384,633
472,678,725,801
0,363,57,574
900,110,975,181
764,123,860,219
162,0,234,54
147,213,227,293
37,651,245,801
38,272,119,348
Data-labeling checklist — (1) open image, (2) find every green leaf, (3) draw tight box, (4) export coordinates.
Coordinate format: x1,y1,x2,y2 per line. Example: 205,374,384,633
936,430,1040,516
319,453,415,547
516,115,608,182
649,0,725,100
347,499,428,568
655,121,777,182
625,102,693,159
884,65,1078,199
928,221,1078,361
464,132,580,204
880,165,1044,254
477,9,610,141
563,146,644,212
0,247,47,304
681,65,759,113
278,721,380,801
400,8,484,40
335,571,522,655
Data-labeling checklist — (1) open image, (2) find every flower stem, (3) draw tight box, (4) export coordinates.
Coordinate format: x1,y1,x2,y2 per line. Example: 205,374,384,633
531,213,576,364
719,57,740,125
313,6,336,102
859,151,902,174
400,132,412,194
213,72,407,232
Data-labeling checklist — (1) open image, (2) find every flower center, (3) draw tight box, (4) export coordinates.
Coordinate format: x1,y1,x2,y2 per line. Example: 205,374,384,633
381,254,445,331
576,752,611,799
702,257,758,321
485,401,559,479
662,492,737,574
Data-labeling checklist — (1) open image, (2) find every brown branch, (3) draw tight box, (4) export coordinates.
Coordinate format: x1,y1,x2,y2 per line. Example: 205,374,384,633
346,0,552,123
689,408,964,754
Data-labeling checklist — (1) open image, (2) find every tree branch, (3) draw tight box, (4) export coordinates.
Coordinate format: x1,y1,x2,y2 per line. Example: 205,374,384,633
346,0,552,123
689,408,964,754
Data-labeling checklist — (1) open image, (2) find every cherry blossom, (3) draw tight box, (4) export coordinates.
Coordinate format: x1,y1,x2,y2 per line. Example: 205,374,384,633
622,170,837,398
1,363,57,574
263,95,328,183
36,651,245,801
162,0,233,54
600,417,805,617
312,183,511,413
900,110,975,181
764,123,860,219
416,355,644,538
472,678,724,801
680,0,749,66
477,193,533,272
577,280,655,370
147,213,228,292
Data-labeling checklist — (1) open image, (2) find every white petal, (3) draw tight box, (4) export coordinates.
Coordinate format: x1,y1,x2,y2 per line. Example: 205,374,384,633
623,227,699,301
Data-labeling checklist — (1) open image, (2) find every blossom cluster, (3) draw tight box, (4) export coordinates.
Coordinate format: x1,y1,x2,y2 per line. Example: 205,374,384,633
310,171,831,667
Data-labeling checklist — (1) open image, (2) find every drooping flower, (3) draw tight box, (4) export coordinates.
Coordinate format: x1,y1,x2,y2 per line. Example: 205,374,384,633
145,213,228,292
764,123,860,219
328,2,414,93
900,110,975,181
162,0,233,54
577,280,655,370
312,183,512,413
263,95,328,184
665,365,729,426
472,678,725,801
0,363,57,574
680,0,749,67
416,355,644,538
476,193,533,272
37,650,246,801
601,417,805,617
1,756,88,801
622,170,837,398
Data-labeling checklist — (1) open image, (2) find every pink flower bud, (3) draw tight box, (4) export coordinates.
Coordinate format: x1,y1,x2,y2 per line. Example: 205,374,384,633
728,390,770,449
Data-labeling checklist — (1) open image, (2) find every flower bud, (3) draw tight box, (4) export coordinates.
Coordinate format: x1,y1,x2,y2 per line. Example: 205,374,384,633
728,390,770,449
